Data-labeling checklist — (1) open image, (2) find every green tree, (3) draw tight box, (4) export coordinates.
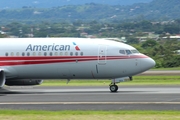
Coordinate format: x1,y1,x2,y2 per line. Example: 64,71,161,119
0,34,7,38
127,37,139,44
141,39,158,49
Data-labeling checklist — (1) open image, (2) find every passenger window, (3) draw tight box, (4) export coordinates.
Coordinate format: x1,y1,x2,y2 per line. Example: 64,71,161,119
50,52,53,56
16,52,19,56
126,50,132,55
119,50,125,55
27,52,30,56
5,53,8,56
44,52,47,56
65,52,68,56
33,52,36,56
11,52,14,56
22,52,25,56
60,52,63,56
70,52,73,56
75,52,78,56
80,52,83,56
38,52,41,56
55,52,58,56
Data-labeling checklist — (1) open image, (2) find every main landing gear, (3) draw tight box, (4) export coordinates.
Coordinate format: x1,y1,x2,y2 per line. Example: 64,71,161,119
109,83,118,92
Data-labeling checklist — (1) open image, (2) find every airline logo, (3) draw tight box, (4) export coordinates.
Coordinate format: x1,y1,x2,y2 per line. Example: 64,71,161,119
73,42,80,51
25,42,80,51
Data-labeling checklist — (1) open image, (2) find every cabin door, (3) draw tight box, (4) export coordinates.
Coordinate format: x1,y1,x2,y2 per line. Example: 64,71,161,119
98,45,107,65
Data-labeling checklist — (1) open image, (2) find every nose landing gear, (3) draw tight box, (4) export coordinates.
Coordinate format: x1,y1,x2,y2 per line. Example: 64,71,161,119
109,84,118,92
109,77,132,92
109,79,119,92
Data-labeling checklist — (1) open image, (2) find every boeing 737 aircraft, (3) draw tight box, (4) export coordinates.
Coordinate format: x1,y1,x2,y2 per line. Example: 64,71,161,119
0,38,155,92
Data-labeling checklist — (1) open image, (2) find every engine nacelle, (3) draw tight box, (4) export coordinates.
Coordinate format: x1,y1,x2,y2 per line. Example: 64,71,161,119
0,70,5,87
5,79,43,86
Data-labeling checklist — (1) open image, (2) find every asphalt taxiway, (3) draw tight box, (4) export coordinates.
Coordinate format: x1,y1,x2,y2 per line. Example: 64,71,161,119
1,86,180,111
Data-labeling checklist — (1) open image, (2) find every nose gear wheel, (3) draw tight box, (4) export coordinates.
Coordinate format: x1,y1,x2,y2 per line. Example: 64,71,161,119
109,84,118,92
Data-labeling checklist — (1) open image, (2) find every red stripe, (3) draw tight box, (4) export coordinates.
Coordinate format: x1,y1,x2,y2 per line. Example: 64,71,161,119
0,55,148,60
0,56,95,60
0,55,148,66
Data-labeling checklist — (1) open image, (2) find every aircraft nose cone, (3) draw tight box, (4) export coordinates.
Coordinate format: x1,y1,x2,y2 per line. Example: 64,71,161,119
140,57,156,71
148,58,156,69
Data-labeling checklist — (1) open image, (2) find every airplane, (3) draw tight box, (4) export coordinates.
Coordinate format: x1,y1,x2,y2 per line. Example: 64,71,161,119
0,38,155,92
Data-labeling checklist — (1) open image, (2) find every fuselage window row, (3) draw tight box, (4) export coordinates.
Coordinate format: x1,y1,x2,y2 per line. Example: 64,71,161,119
5,52,84,57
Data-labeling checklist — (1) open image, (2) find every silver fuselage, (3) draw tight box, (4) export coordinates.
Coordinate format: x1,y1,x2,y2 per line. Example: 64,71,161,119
0,38,155,80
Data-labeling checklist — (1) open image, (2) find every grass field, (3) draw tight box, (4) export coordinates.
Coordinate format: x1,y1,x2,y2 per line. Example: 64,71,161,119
0,110,180,120
153,67,180,70
42,76,180,86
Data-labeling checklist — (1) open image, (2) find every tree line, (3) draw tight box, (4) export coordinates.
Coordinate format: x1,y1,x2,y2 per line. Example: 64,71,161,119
132,39,180,68
1,20,180,38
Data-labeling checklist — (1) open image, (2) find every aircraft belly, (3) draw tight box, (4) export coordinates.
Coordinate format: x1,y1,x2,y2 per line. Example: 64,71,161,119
7,59,140,79
11,61,98,79
12,64,59,79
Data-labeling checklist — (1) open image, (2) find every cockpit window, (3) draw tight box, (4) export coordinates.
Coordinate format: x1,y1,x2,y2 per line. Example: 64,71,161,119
119,50,125,55
131,49,140,54
125,50,132,55
120,49,139,55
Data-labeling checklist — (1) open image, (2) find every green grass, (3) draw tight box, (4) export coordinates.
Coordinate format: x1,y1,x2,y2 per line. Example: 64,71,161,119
127,76,180,85
0,110,180,120
153,67,180,70
42,76,180,86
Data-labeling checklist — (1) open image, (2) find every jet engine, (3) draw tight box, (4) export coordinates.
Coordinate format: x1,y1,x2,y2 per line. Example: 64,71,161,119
5,79,43,86
0,70,5,87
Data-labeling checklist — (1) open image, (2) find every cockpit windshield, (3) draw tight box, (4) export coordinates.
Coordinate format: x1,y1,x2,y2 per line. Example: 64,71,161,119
131,49,140,54
126,50,132,55
119,49,140,55
119,50,126,55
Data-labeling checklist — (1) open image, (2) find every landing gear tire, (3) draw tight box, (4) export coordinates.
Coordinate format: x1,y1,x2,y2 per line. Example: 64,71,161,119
110,85,118,92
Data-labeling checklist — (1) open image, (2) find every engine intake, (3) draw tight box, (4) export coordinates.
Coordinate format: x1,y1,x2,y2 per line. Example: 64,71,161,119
5,79,43,86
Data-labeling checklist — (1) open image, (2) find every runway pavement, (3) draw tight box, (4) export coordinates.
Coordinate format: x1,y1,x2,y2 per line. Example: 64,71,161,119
1,86,180,111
